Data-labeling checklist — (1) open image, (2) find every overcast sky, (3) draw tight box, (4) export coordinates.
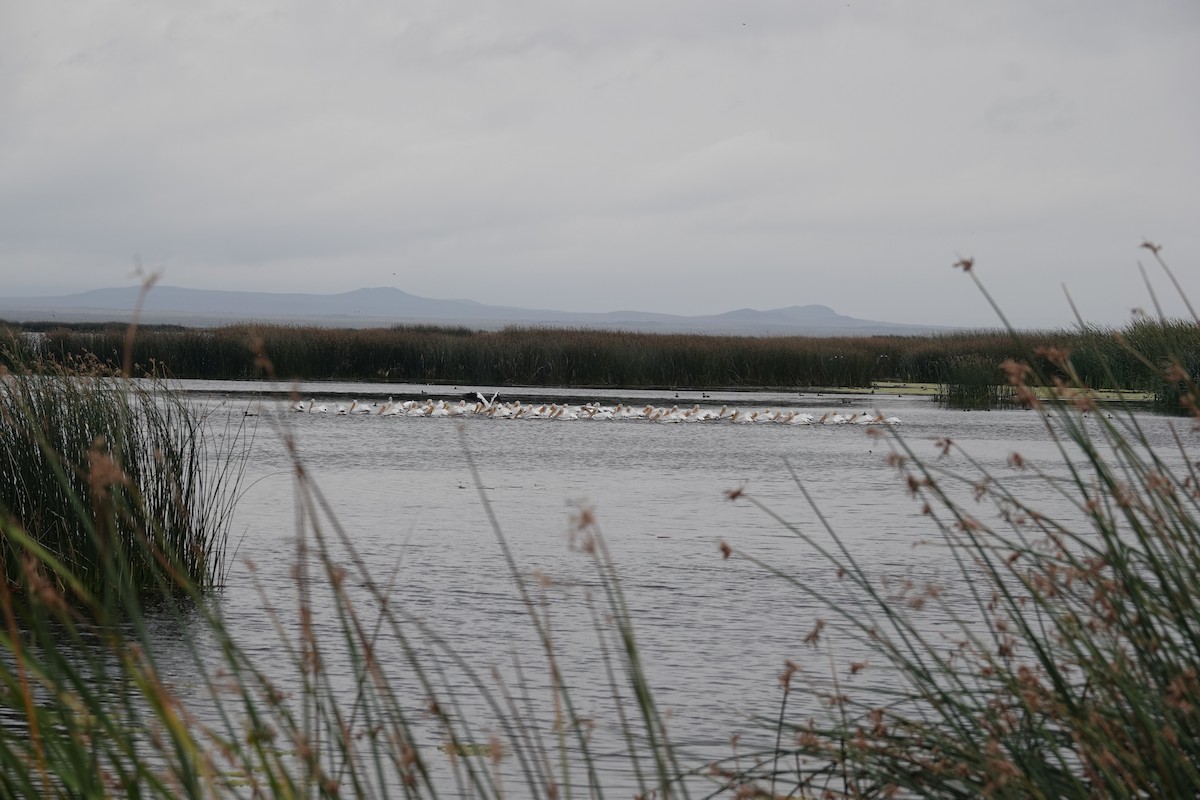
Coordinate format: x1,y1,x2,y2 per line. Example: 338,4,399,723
2,1,1197,328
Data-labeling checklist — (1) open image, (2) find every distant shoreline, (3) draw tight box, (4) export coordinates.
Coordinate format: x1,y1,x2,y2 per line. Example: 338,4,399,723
5,320,1176,409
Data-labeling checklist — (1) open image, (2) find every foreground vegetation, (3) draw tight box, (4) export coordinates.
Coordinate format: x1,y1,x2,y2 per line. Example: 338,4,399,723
708,252,1200,797
7,316,1200,404
0,353,250,606
723,286,1200,796
0,245,1196,796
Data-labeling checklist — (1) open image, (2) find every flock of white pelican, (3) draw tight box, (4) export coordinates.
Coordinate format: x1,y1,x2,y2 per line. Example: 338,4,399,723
289,393,901,426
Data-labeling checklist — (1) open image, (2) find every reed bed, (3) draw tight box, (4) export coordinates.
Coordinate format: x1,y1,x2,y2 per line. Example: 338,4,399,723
938,353,1018,409
20,320,1200,405
0,323,36,368
0,352,251,606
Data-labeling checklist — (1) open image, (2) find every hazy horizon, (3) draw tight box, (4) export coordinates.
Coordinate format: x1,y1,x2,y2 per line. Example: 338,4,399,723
3,2,1197,329
1,282,960,337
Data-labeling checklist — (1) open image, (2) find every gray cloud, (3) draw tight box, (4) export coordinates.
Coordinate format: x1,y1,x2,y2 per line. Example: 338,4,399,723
2,0,1197,327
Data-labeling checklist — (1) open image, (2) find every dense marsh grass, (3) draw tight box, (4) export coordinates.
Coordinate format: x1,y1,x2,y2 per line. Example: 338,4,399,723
0,323,36,368
19,319,1200,404
0,352,250,605
938,353,1017,409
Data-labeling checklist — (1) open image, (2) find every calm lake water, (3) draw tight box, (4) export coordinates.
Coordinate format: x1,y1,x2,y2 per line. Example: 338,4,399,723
152,383,1191,795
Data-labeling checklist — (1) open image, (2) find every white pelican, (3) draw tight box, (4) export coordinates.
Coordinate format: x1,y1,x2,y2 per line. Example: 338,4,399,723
296,393,900,430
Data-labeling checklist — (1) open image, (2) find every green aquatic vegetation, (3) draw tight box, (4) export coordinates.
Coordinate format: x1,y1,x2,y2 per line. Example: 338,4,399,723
25,314,1200,400
938,352,1016,409
0,352,251,605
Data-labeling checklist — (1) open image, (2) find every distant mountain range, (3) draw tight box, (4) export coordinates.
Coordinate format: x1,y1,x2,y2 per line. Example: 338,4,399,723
0,286,947,337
